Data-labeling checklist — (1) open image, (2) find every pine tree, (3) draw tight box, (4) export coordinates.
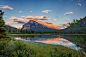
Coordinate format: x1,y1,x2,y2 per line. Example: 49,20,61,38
0,10,10,39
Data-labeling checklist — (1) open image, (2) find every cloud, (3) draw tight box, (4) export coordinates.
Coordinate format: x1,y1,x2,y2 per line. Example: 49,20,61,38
9,17,28,24
76,3,81,6
78,3,81,6
63,18,70,21
55,16,62,18
42,10,52,13
66,19,70,20
30,11,32,13
26,16,50,20
5,21,18,26
58,17,62,18
21,16,25,18
19,11,22,13
2,6,13,10
53,18,56,21
57,23,69,29
64,12,73,15
0,7,1,8
4,16,7,18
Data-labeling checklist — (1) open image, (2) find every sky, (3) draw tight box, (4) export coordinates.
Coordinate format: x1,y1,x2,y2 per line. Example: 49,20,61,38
0,0,86,29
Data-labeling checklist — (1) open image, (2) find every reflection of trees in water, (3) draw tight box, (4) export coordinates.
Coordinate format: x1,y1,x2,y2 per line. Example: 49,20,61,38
38,35,42,38
60,35,85,44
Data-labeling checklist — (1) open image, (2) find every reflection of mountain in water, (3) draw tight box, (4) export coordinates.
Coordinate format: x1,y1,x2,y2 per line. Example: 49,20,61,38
43,37,78,50
43,37,72,45
13,35,79,50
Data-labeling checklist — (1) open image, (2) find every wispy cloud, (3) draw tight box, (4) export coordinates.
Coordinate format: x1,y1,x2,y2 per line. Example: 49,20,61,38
19,11,22,13
64,12,73,15
76,3,81,6
21,16,25,18
55,16,62,18
66,19,70,21
0,7,1,8
26,16,50,20
78,3,81,6
30,11,32,13
4,16,7,18
57,23,69,29
9,17,28,24
42,10,52,13
6,21,18,25
53,18,56,21
2,6,13,10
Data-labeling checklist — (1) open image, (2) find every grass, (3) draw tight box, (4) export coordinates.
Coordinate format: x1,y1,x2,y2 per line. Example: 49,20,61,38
50,34,86,35
10,33,50,36
10,33,86,36
0,38,86,57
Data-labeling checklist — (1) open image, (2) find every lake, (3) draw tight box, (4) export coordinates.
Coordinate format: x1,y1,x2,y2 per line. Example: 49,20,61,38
12,35,84,51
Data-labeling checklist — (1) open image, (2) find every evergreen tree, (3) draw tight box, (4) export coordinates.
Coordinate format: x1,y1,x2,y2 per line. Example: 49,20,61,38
9,27,11,32
0,10,10,39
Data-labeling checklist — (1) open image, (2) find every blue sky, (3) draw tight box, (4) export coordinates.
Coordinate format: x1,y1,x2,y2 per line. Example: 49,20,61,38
0,0,86,29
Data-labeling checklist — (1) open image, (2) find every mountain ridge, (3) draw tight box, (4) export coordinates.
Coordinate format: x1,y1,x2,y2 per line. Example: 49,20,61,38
28,19,60,30
22,19,60,31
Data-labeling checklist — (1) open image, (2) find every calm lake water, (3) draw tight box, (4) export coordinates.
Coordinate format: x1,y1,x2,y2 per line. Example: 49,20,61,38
12,35,84,51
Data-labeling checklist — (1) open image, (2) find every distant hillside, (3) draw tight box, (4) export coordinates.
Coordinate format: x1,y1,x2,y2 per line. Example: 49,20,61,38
59,16,86,32
6,25,18,32
22,19,60,31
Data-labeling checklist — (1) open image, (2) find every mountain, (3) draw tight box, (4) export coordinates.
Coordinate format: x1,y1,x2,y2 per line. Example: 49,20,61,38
60,16,86,32
6,25,18,32
22,19,60,31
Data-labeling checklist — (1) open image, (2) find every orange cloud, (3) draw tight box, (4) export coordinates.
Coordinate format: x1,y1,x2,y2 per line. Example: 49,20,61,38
5,21,18,25
9,17,28,24
64,12,73,15
53,18,56,21
17,27,22,30
30,11,32,13
66,19,70,20
21,16,25,18
0,7,1,8
19,11,22,13
42,10,52,13
26,16,50,20
2,6,13,10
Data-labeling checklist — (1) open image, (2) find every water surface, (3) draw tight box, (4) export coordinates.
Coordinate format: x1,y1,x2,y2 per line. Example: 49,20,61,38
12,35,84,50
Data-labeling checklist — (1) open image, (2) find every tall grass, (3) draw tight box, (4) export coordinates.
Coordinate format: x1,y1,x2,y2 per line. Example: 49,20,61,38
0,39,86,57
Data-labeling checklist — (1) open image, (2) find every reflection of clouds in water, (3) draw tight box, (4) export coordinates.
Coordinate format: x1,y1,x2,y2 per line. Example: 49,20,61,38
14,36,79,50
43,38,78,50
43,38,72,45
15,37,25,40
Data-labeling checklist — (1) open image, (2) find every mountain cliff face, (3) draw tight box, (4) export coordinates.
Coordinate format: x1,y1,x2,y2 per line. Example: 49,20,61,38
22,19,60,31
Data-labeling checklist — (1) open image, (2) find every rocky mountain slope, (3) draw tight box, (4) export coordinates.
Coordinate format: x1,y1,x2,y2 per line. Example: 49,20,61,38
22,19,60,31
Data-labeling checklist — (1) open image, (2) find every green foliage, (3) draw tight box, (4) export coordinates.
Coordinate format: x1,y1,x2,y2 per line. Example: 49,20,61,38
0,10,10,39
68,16,86,53
0,40,36,57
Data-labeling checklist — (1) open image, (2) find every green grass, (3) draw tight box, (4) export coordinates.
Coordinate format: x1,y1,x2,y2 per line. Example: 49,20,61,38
50,33,86,35
0,39,86,57
10,33,50,36
10,33,86,36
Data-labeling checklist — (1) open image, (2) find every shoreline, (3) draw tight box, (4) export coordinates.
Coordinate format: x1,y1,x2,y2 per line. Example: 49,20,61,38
10,34,86,36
